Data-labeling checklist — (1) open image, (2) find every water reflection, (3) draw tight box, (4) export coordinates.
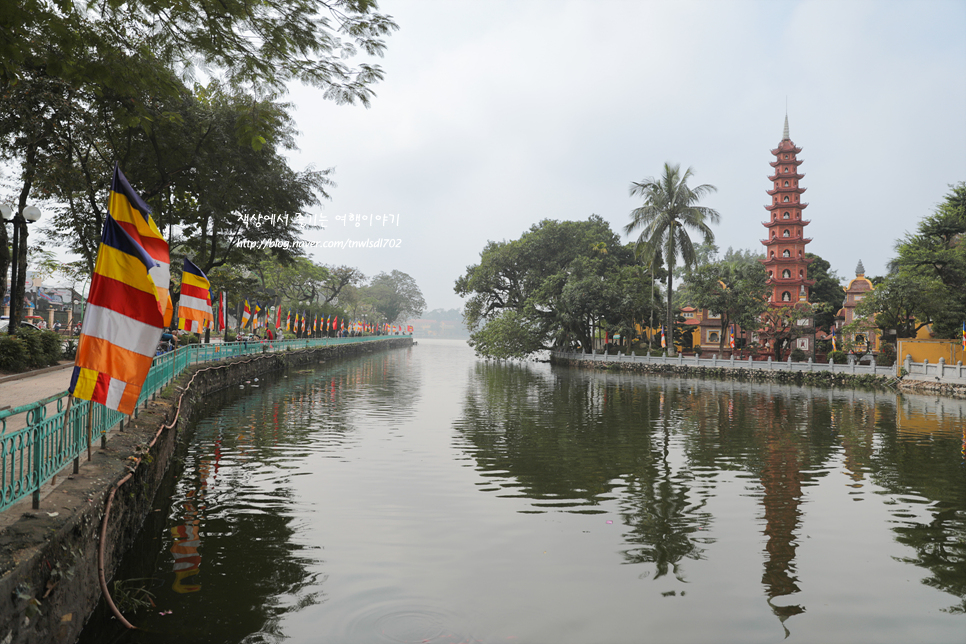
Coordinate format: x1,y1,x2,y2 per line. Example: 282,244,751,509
76,344,965,643
453,362,966,634
78,349,419,644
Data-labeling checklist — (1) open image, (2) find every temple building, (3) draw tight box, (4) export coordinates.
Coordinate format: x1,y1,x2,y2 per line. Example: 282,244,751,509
761,116,815,305
760,116,816,355
835,260,878,352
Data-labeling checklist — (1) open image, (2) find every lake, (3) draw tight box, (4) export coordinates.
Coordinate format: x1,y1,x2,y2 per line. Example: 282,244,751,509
78,339,966,644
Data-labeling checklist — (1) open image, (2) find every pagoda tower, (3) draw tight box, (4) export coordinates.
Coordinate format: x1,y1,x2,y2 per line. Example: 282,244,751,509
761,116,815,305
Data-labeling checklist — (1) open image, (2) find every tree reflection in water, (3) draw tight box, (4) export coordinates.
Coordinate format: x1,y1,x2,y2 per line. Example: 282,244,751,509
454,362,966,636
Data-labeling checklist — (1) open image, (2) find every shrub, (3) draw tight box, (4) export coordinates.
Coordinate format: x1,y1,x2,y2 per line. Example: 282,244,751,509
0,335,29,372
877,342,896,367
38,330,63,365
829,350,847,364
790,348,806,362
16,329,46,368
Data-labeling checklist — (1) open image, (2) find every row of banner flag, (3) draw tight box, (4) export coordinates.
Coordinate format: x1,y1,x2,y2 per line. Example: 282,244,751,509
68,164,410,416
235,301,410,336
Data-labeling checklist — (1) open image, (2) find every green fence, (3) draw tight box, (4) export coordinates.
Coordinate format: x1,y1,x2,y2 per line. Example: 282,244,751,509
0,335,403,512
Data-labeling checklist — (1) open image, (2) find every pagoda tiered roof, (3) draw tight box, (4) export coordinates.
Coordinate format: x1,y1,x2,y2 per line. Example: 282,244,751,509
766,186,807,196
767,171,805,181
762,218,811,228
765,201,809,212
760,237,813,246
761,254,815,265
770,142,802,155
769,158,803,168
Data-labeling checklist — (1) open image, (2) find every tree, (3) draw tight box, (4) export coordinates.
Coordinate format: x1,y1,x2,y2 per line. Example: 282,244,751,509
456,216,648,358
319,265,367,305
683,259,769,352
2,0,398,104
852,271,946,339
625,163,720,356
756,303,815,361
891,182,966,338
363,270,425,324
804,253,844,332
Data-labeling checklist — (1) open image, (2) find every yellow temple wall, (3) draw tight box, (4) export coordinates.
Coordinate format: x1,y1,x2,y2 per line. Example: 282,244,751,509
897,339,965,365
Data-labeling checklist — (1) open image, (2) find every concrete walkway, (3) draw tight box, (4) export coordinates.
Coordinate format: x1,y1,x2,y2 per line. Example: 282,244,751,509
0,363,74,432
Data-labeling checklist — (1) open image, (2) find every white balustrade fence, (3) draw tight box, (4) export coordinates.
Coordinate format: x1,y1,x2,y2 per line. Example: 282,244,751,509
550,349,897,377
902,355,966,385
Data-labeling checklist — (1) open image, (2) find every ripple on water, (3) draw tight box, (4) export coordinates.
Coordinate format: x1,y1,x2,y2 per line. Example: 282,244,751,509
339,599,494,644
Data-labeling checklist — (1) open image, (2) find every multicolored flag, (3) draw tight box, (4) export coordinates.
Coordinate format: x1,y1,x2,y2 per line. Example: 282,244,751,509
729,325,735,349
275,305,282,330
300,312,306,334
69,216,164,414
661,325,667,349
218,292,227,332
242,300,252,329
177,258,213,333
286,310,291,332
831,332,837,352
253,302,262,328
107,164,173,326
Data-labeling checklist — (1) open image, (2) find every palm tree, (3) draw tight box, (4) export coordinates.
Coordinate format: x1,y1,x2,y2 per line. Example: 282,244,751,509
625,163,719,356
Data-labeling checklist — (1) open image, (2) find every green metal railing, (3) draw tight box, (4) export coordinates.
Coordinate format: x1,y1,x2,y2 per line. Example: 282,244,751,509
0,335,406,512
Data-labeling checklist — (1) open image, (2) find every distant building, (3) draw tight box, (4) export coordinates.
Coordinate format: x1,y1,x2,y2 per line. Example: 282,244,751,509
835,260,878,352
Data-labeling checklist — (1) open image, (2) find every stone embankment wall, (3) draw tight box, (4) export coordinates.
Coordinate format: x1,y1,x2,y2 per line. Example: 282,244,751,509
895,379,966,399
552,353,966,399
0,338,411,644
550,353,895,390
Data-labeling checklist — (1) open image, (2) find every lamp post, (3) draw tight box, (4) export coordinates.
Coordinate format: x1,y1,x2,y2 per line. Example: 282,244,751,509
1,203,42,333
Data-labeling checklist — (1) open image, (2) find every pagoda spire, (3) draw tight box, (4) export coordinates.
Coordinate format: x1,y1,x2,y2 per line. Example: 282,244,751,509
782,114,790,141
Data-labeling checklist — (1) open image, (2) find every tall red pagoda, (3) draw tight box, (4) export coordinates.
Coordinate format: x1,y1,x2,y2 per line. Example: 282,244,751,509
761,116,814,305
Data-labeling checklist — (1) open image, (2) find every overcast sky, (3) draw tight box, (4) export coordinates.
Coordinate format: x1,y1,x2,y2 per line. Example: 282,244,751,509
284,0,965,313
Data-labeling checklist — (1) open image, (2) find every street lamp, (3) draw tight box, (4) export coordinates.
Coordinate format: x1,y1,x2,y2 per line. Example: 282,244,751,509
1,203,42,332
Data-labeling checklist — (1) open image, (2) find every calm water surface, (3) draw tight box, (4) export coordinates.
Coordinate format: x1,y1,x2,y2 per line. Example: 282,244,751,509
80,339,966,644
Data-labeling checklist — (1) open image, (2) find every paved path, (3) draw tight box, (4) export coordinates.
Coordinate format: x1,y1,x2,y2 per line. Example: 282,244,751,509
0,364,74,432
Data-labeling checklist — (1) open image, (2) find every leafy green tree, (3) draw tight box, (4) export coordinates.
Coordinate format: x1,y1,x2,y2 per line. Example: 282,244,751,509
756,303,815,361
804,253,844,332
891,182,966,337
625,163,720,356
363,270,426,324
683,260,769,352
456,216,648,357
2,0,398,103
852,271,946,339
34,84,333,279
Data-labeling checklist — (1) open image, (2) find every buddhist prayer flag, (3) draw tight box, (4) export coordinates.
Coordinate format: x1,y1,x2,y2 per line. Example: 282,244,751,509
178,258,213,333
286,310,291,332
69,216,164,415
218,292,227,332
253,302,262,328
275,305,282,330
729,325,735,349
108,164,173,326
242,300,252,328
962,321,965,350
661,325,666,349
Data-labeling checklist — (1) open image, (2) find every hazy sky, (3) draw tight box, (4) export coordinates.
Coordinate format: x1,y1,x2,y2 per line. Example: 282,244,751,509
284,0,965,312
